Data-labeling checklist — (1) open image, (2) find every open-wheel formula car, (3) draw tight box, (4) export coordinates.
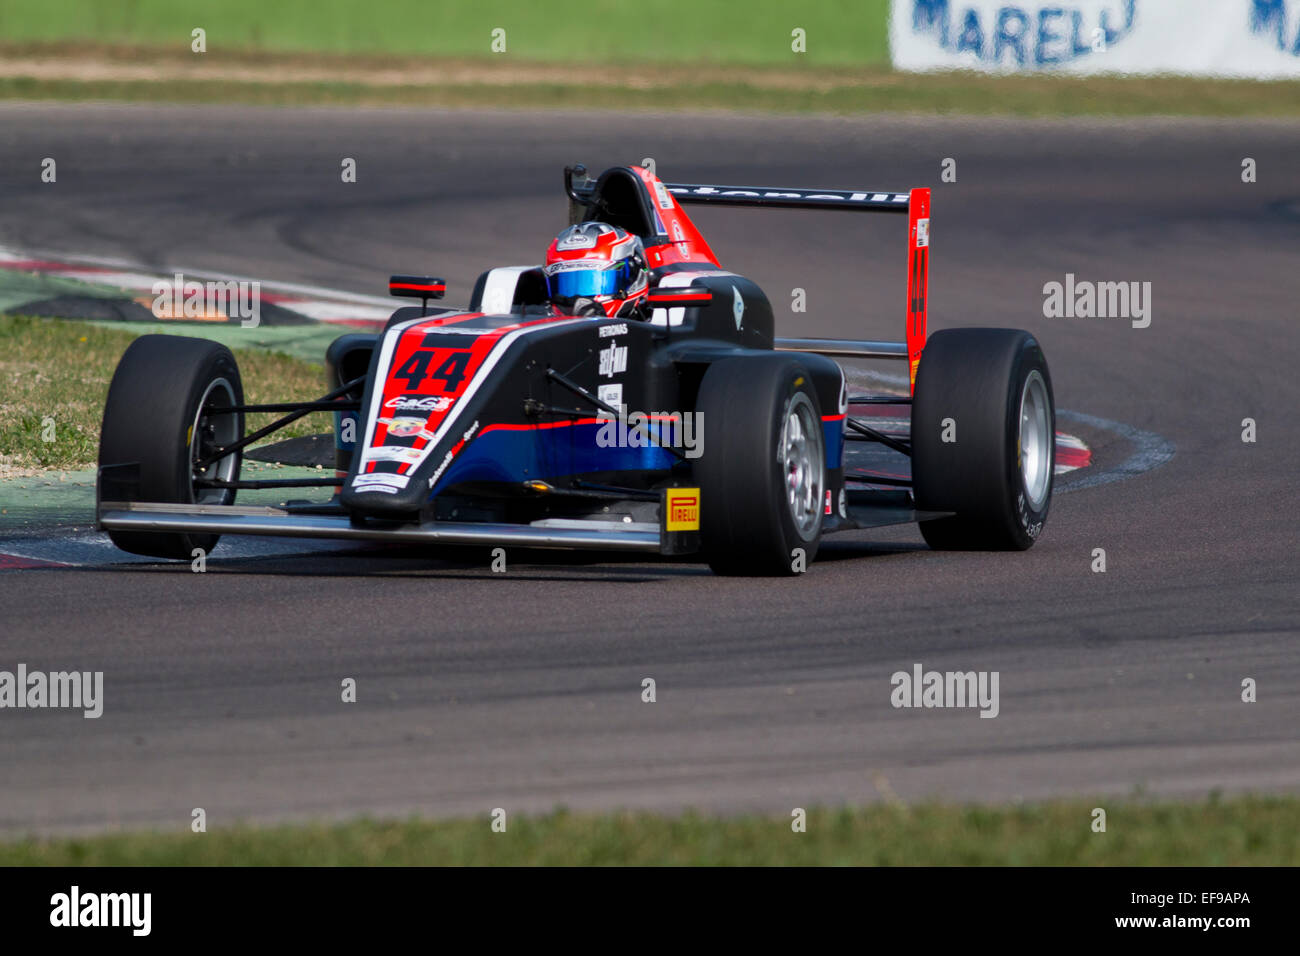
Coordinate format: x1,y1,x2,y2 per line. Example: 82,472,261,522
97,163,1055,576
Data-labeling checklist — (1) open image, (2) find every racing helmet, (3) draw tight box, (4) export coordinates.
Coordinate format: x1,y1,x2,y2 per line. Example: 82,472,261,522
543,222,648,317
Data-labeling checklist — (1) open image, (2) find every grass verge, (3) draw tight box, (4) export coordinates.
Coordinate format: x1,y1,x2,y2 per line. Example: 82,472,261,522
3,796,1296,865
0,314,328,474
1,44,1298,117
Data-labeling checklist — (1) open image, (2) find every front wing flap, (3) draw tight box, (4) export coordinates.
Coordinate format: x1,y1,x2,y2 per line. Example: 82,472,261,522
98,485,708,556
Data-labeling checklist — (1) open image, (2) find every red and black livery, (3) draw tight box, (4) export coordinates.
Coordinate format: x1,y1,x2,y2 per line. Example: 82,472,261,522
97,163,1055,575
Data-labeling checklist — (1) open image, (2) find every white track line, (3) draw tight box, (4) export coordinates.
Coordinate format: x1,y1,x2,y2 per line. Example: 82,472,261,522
1055,410,1175,492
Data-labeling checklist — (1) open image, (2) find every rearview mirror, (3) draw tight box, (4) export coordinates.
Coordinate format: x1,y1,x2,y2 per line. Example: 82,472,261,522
645,286,712,308
388,275,446,300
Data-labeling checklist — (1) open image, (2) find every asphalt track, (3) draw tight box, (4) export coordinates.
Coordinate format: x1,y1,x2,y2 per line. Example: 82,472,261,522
0,104,1297,835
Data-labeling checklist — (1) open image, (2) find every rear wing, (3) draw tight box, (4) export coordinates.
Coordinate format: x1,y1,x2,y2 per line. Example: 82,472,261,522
665,181,931,392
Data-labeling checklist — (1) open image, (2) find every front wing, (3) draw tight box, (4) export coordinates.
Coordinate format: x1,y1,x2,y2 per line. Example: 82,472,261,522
97,489,945,557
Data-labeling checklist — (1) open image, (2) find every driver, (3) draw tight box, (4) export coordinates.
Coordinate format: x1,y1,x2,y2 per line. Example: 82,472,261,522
543,222,649,318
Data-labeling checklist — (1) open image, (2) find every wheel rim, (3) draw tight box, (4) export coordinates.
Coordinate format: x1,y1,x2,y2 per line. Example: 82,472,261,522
781,393,824,538
190,377,239,505
1018,370,1051,511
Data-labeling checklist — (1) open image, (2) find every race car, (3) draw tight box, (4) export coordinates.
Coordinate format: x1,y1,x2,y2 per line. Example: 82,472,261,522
96,162,1055,576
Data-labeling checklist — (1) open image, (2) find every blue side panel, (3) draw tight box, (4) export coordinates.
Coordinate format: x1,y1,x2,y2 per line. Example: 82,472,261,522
823,419,844,470
556,422,678,475
430,431,544,494
429,423,676,498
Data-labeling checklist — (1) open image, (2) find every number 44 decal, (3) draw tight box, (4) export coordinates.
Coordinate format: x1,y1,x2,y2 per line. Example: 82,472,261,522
393,349,472,392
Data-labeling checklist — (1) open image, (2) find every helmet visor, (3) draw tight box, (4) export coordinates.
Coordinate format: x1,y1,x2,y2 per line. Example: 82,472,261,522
546,265,622,301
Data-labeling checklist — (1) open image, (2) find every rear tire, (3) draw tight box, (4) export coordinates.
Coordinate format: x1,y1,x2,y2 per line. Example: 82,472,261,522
98,335,244,559
911,328,1054,550
696,355,825,576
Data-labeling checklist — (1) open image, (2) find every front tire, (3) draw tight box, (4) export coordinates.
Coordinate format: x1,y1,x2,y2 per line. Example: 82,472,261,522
98,335,244,559
695,355,825,576
911,328,1054,550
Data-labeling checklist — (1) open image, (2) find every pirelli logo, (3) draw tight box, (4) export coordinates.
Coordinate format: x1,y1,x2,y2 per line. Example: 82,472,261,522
666,489,700,531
